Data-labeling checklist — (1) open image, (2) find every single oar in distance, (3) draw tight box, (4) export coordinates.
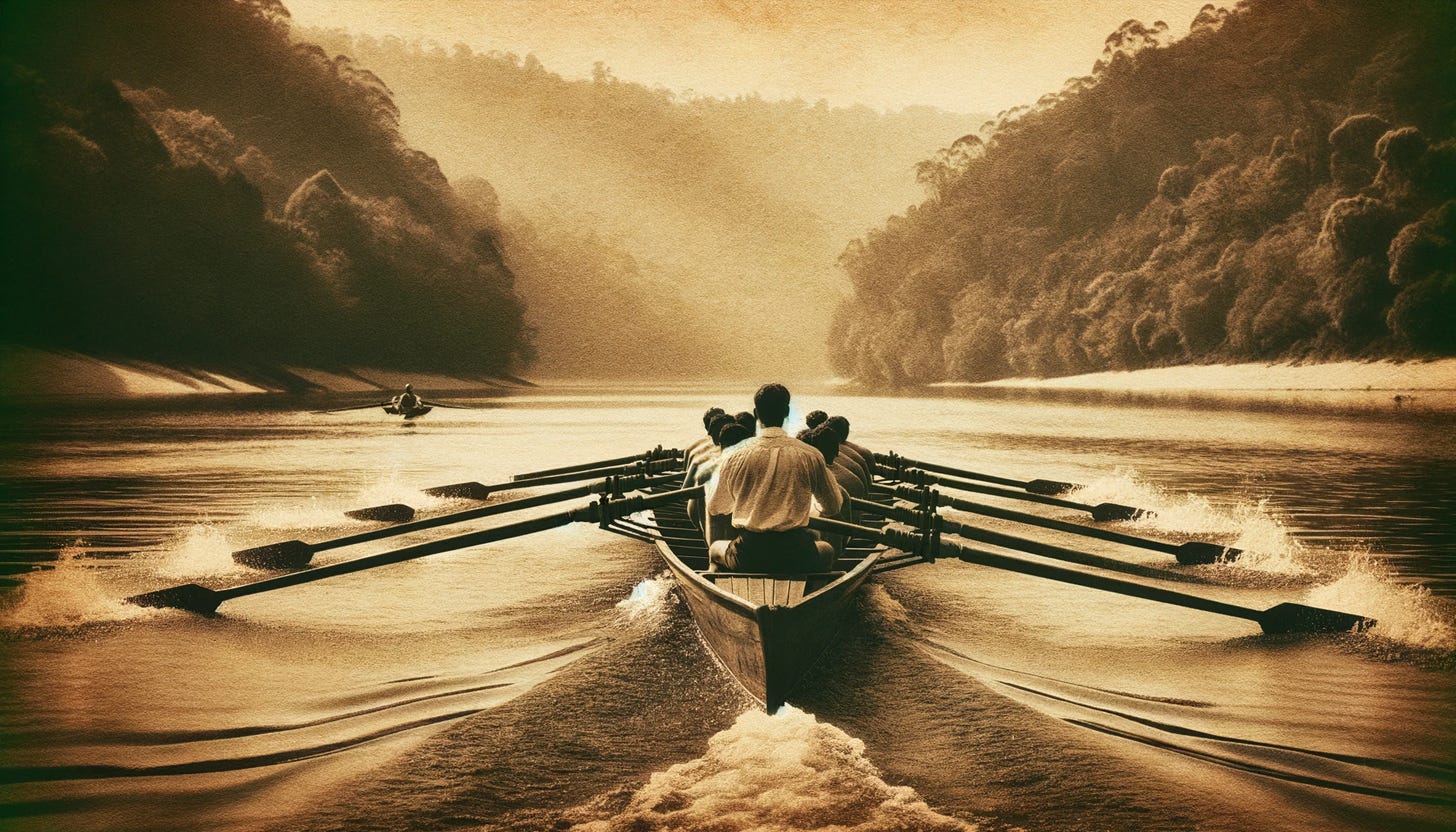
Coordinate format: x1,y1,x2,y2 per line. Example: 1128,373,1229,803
236,472,682,568
856,497,1206,583
420,455,684,502
129,486,706,615
419,399,475,410
810,517,1374,635
512,447,681,481
884,466,1147,522
314,400,391,414
891,484,1238,565
877,451,1078,495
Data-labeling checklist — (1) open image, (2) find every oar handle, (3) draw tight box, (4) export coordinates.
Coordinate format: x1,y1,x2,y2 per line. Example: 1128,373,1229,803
315,472,682,553
512,447,682,481
505,457,683,490
216,509,583,603
890,485,1180,555
811,516,1260,622
855,497,1200,584
883,467,1144,521
220,485,705,603
875,452,1029,489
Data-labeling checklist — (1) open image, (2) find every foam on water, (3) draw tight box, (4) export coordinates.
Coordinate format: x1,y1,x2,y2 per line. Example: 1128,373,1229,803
614,572,678,627
1070,470,1307,574
0,544,147,629
154,522,249,580
354,473,448,513
1305,556,1456,652
567,706,975,831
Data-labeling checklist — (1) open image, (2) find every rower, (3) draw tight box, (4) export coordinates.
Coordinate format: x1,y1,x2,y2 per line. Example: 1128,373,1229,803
393,384,420,410
684,407,726,464
706,383,841,573
799,426,858,555
824,415,873,489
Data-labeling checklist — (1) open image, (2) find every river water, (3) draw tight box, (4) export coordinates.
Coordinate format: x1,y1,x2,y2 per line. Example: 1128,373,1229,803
1,384,1453,832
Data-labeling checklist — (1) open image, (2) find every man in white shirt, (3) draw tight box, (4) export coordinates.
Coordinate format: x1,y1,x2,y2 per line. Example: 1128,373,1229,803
706,383,842,573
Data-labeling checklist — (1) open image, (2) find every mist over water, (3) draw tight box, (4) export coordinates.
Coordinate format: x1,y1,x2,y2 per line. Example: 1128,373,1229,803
1,385,1453,832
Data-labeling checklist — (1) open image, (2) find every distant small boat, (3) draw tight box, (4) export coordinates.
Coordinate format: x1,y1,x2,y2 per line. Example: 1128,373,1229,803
383,403,432,419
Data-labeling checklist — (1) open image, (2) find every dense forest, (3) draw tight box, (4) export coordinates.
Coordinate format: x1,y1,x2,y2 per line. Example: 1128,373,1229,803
0,0,528,377
830,0,1456,384
307,32,976,377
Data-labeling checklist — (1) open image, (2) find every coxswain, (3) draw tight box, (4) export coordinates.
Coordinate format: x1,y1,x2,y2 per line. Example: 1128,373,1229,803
706,383,841,573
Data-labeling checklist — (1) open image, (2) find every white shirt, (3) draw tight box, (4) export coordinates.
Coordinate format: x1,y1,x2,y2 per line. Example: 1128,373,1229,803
706,427,843,532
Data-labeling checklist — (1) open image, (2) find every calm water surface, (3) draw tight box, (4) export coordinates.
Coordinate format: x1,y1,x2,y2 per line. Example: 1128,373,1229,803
1,384,1453,831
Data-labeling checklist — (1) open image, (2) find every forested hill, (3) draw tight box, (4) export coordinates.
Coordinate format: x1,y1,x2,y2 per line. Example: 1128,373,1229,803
830,0,1456,385
1,0,528,377
307,32,977,377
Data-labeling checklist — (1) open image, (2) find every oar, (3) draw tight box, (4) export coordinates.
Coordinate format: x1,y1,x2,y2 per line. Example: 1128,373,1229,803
235,472,682,568
511,447,681,481
420,399,475,410
315,401,391,414
344,504,415,522
884,466,1147,522
128,485,705,615
891,485,1237,565
877,451,1078,495
809,518,1373,635
419,456,684,502
856,498,1205,583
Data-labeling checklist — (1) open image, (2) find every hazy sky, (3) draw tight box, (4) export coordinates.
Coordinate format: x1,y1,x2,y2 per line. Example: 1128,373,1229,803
287,0,1215,114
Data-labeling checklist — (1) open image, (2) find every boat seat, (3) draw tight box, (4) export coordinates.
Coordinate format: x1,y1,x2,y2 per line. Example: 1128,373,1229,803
703,572,846,606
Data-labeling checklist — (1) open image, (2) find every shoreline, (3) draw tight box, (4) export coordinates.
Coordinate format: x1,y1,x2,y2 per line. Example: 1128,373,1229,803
0,346,532,399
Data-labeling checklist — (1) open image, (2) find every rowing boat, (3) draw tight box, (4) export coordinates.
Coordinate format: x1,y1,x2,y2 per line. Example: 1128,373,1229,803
383,403,432,419
648,501,884,711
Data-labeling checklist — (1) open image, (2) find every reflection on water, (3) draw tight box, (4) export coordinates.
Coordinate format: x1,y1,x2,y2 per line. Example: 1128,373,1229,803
1,384,1453,832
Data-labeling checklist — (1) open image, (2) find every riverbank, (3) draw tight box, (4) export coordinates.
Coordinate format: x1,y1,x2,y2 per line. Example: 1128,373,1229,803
0,346,532,399
934,359,1456,413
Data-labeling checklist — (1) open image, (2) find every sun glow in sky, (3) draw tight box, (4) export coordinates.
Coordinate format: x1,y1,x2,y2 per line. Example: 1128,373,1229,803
287,0,1215,114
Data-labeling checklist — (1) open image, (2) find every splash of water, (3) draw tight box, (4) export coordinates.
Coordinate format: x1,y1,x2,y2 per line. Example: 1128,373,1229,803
1306,556,1456,651
247,496,354,531
615,572,678,627
567,705,975,831
0,543,146,629
154,522,247,580
1070,470,1307,574
355,472,447,512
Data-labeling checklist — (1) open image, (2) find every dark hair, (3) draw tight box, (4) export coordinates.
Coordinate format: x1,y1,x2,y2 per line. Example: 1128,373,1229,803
805,410,828,428
802,426,839,465
702,407,726,431
753,383,791,427
825,415,850,442
707,413,734,441
717,422,751,448
733,411,755,434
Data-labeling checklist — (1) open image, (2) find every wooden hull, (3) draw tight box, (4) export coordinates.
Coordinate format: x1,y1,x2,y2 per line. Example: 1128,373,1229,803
651,509,881,711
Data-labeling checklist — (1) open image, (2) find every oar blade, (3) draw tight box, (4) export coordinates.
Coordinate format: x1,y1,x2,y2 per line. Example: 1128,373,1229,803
421,481,493,501
232,540,314,569
125,583,222,615
1026,478,1077,495
1091,502,1145,522
1258,602,1374,635
1174,541,1242,565
344,503,416,523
